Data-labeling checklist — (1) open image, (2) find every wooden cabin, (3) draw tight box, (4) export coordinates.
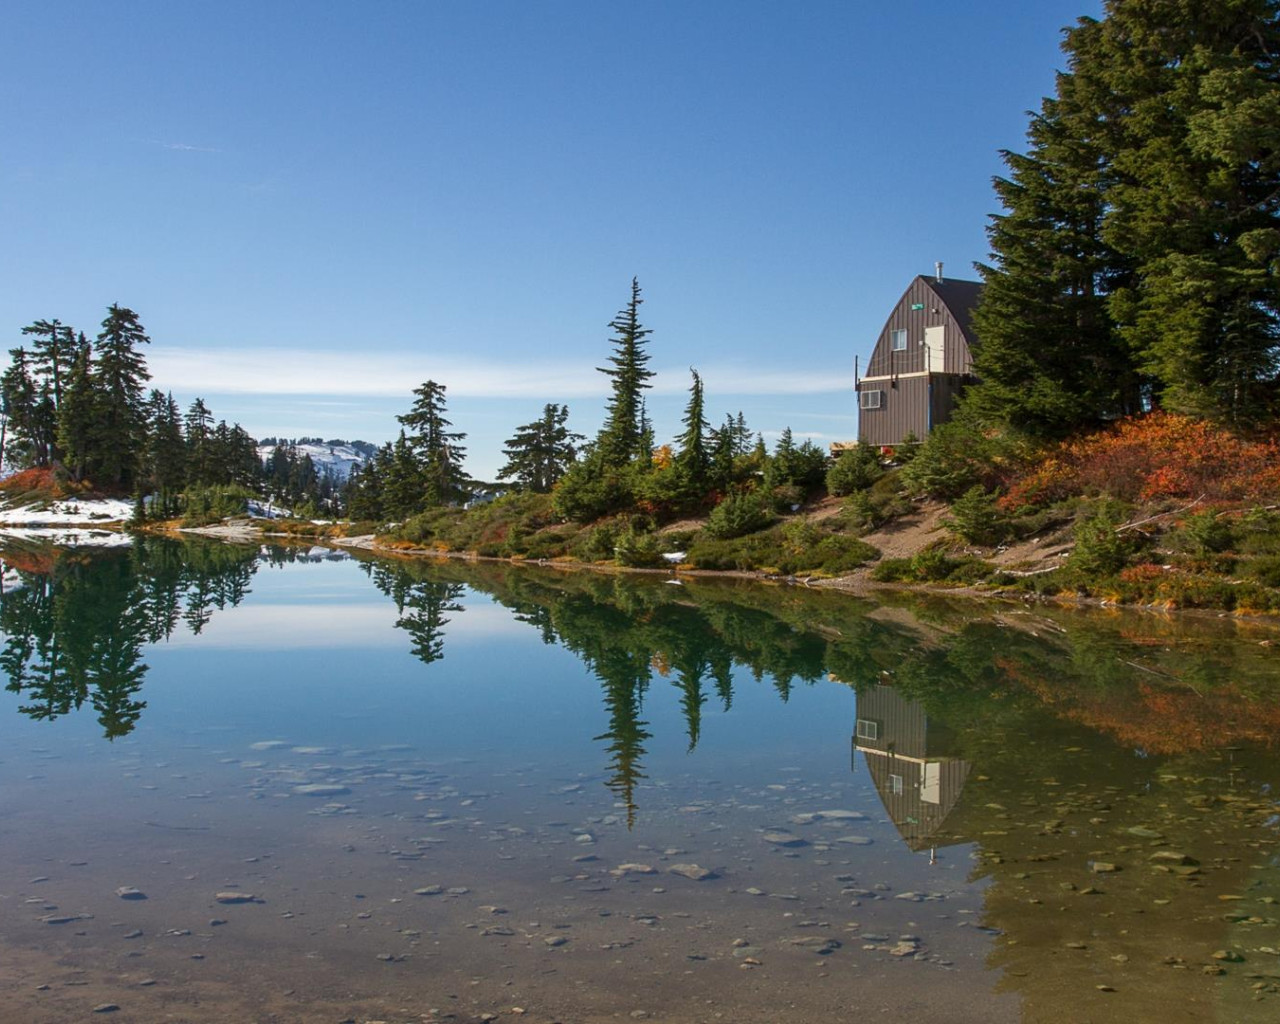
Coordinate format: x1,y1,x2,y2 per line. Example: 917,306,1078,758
855,268,983,448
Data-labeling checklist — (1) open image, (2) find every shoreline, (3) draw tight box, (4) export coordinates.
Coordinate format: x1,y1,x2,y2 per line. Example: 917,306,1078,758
2,515,1278,627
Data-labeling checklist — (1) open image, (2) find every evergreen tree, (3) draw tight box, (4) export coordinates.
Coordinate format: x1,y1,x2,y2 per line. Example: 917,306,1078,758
57,344,98,481
382,431,424,517
674,369,710,491
709,414,738,491
968,87,1141,435
397,380,467,506
969,0,1280,432
144,391,186,515
90,304,151,488
0,348,37,468
184,398,215,485
1089,0,1280,426
497,403,583,492
595,278,655,467
21,318,75,411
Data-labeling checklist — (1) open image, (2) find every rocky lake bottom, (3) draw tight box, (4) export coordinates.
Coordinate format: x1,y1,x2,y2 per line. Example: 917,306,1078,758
0,539,1277,1023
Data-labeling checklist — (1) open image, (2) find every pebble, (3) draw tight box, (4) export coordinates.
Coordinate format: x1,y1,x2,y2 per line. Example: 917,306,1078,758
612,863,657,876
115,887,146,901
291,784,351,797
762,831,807,848
668,864,715,881
414,886,444,896
544,935,569,947
214,892,261,904
1091,862,1119,873
92,1006,119,1014
834,835,874,846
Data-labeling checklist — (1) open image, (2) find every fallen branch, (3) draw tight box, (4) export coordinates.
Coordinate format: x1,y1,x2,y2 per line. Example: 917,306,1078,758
1116,495,1205,533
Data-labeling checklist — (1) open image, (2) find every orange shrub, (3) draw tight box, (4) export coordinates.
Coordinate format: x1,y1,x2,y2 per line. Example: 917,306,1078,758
1001,414,1280,507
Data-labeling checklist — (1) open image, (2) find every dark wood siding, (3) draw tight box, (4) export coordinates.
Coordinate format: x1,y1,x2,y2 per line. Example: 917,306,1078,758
856,376,929,447
864,277,978,378
856,275,982,447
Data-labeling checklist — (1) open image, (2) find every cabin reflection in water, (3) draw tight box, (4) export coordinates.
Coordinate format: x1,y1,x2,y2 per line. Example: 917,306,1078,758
852,684,972,857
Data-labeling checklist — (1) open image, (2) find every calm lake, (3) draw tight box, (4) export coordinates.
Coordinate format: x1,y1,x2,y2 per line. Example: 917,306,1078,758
1,537,1278,1024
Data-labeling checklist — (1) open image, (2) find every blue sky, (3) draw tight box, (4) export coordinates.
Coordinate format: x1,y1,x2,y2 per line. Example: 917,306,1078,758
1,0,1101,479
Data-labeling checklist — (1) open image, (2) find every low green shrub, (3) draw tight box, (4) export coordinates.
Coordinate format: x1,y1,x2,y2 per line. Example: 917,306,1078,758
705,491,773,539
826,445,882,496
944,486,1013,546
870,548,994,584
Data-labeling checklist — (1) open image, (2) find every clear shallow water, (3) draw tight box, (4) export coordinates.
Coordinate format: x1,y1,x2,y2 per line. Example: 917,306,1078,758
1,538,1278,1023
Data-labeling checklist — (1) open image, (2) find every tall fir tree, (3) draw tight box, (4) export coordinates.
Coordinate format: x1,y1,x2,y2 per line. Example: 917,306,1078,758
497,403,583,493
90,304,151,488
144,391,187,515
21,318,75,413
398,380,467,506
674,369,710,491
1,348,37,468
595,278,655,467
56,343,98,481
969,0,1280,433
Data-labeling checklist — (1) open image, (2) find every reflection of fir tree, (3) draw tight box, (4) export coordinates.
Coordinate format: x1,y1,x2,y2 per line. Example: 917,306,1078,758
0,539,258,738
395,581,465,665
360,562,465,667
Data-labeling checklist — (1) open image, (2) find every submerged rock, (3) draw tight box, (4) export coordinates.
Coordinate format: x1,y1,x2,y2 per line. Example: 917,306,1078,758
213,892,262,904
291,783,351,797
668,864,716,881
762,831,807,848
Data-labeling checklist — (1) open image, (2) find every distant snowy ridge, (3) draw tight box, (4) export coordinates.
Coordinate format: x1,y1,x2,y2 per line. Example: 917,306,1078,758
256,440,370,481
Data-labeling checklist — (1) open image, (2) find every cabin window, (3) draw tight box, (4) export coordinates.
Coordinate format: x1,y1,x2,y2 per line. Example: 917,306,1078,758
856,719,879,741
890,328,908,351
859,389,882,410
889,774,904,795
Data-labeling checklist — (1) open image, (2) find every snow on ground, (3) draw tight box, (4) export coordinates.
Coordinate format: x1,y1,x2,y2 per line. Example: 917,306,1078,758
247,499,293,519
0,527,132,547
0,497,134,525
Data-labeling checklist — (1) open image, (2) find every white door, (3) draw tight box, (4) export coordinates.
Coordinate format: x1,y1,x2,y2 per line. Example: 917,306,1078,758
922,761,941,805
925,326,946,373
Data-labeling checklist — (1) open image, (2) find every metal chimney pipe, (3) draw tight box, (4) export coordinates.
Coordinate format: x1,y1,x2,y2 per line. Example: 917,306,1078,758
935,261,944,283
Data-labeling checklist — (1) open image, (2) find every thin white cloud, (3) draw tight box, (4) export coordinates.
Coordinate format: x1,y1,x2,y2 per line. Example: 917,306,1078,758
147,346,848,400
157,140,221,153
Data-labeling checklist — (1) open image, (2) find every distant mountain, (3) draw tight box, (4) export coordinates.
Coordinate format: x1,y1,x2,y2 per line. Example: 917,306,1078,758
255,438,374,481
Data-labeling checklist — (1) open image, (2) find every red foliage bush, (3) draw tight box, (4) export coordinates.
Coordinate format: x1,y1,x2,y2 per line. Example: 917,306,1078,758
0,467,69,499
1001,414,1280,508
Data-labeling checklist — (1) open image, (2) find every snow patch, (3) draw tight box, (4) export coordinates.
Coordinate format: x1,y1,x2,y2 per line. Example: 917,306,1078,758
0,497,134,526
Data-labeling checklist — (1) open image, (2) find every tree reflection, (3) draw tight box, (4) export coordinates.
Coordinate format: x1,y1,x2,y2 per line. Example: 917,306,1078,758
0,538,259,738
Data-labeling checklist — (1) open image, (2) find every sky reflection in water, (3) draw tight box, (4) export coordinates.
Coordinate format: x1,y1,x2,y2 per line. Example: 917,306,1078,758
1,538,1278,1023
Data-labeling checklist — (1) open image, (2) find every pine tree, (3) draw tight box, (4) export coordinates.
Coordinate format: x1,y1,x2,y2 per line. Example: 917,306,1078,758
21,318,75,412
595,278,655,467
1,348,37,468
184,398,215,485
709,414,738,491
91,305,151,489
969,0,1280,432
382,431,425,517
497,403,583,492
397,380,467,506
1089,0,1280,426
144,391,186,515
968,87,1142,435
674,369,710,491
57,344,98,481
